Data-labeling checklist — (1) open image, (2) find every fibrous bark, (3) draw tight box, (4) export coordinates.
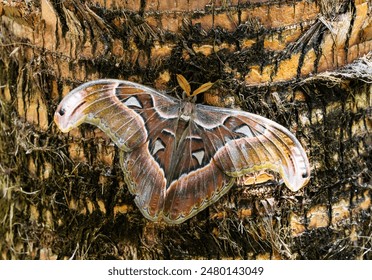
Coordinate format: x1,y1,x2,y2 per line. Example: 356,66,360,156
0,0,371,260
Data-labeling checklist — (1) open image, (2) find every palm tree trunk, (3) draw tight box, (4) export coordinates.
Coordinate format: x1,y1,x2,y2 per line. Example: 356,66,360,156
0,0,371,259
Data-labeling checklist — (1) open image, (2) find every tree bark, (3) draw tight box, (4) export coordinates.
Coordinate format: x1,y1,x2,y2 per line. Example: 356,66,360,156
0,0,371,260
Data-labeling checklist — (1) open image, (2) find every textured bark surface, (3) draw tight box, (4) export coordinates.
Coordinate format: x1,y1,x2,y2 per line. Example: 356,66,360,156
0,0,371,259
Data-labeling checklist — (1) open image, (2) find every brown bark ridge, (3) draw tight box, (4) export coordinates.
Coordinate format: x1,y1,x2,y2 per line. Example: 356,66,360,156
0,0,371,260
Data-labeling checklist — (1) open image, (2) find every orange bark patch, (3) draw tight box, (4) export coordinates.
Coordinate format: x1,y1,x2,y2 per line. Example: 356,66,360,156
68,142,87,163
240,39,256,49
240,2,319,29
151,42,174,60
331,199,350,226
352,190,371,215
97,200,107,214
86,198,94,214
25,90,49,131
300,49,317,77
307,205,329,229
113,204,131,217
160,13,182,32
245,64,274,84
91,0,140,10
272,53,301,82
96,143,115,166
290,212,306,237
29,205,40,222
192,13,213,31
154,70,171,90
212,12,239,31
238,208,253,218
349,2,371,47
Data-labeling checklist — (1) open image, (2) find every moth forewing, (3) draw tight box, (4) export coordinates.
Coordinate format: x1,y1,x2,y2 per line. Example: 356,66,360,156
206,107,310,193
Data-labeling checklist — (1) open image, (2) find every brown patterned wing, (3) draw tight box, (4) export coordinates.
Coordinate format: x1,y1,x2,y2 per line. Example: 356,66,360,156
54,79,181,221
158,104,310,223
54,80,152,151
194,104,311,192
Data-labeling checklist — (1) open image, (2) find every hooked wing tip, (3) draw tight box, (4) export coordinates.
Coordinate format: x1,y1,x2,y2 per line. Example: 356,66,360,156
282,169,310,192
280,147,311,192
54,106,71,133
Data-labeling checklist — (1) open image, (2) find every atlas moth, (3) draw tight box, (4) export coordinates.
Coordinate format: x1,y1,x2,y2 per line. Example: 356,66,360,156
54,75,310,224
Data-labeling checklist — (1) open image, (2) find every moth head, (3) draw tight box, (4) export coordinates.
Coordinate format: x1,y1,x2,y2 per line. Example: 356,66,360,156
54,85,90,133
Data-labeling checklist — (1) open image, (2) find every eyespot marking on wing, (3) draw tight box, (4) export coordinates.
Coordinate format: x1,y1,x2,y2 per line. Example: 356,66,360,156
192,150,205,166
124,96,143,108
152,139,166,155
